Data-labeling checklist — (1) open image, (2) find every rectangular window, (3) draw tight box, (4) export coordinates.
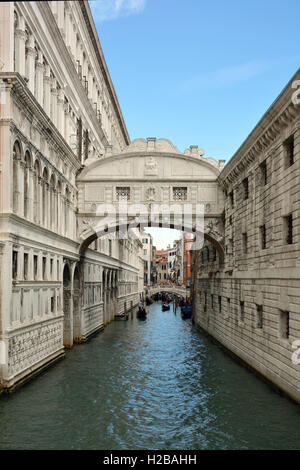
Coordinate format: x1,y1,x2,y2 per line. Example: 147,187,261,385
34,255,38,280
283,214,293,245
284,135,294,168
116,187,130,201
204,292,207,313
256,305,263,329
227,298,230,316
260,224,266,249
211,294,214,310
242,233,248,254
279,310,290,339
229,190,234,208
50,258,53,279
260,160,267,185
12,251,18,280
173,187,187,201
23,253,28,280
42,256,47,280
143,249,147,255
240,301,245,322
57,260,60,280
242,177,249,200
51,294,55,313
218,296,222,314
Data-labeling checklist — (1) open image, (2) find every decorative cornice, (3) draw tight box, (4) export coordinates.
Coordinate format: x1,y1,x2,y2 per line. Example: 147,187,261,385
79,0,130,146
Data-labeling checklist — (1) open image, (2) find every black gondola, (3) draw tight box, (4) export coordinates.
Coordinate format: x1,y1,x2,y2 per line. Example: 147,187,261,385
137,306,147,319
146,296,153,306
162,302,170,311
181,304,192,319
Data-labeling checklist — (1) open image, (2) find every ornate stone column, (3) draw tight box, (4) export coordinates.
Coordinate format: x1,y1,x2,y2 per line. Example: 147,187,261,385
43,64,51,116
14,15,26,75
57,88,64,135
35,50,44,105
25,34,36,95
50,77,58,127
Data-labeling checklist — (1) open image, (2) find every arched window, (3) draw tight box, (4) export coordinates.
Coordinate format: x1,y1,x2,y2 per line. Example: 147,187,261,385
33,159,40,224
50,174,56,231
24,150,31,219
42,167,48,227
13,141,22,213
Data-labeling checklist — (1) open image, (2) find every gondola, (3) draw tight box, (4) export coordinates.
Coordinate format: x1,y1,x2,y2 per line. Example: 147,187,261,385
137,306,147,319
181,305,192,319
162,302,170,311
146,296,153,306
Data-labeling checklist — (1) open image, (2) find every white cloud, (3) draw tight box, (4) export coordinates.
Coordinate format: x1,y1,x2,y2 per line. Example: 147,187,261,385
89,0,146,22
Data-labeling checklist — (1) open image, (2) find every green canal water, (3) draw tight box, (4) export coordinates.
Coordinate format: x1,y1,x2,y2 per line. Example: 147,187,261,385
0,301,299,450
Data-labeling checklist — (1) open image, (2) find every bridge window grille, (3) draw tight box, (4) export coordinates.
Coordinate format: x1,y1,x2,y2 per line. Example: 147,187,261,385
229,190,234,208
173,187,187,201
218,296,222,314
279,310,290,339
284,135,294,168
204,292,207,312
211,294,214,310
116,187,130,201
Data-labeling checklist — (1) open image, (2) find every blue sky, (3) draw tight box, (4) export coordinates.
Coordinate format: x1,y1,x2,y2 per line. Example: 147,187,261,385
89,0,300,248
89,0,300,160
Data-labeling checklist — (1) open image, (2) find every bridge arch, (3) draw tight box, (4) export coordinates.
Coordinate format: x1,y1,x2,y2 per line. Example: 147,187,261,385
76,138,225,256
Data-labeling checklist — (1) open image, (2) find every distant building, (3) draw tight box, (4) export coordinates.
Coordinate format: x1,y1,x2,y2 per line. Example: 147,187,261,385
141,232,153,286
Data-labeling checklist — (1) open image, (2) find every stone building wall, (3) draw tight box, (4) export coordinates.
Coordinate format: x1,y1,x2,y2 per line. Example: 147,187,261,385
0,1,142,392
192,69,300,403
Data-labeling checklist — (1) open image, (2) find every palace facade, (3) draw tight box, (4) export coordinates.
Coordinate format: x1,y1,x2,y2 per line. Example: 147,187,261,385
0,1,144,391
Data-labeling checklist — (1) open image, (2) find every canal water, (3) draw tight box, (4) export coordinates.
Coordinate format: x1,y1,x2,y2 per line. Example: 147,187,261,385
0,301,300,450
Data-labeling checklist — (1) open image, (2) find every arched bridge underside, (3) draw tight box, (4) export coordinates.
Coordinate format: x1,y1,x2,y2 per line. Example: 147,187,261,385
148,286,189,298
76,138,225,252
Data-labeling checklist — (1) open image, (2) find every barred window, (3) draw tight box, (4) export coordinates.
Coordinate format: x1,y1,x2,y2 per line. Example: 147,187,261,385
256,305,263,329
242,178,249,200
279,310,290,339
116,187,130,201
260,224,266,249
173,187,187,201
284,135,294,168
260,160,267,185
218,296,222,314
283,214,293,245
240,301,245,322
242,232,248,254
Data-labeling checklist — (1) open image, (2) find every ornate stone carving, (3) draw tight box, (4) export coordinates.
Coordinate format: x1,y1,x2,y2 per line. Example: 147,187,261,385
144,156,158,176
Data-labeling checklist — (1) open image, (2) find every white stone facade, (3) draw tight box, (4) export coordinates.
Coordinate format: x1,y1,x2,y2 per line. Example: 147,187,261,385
0,1,143,391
